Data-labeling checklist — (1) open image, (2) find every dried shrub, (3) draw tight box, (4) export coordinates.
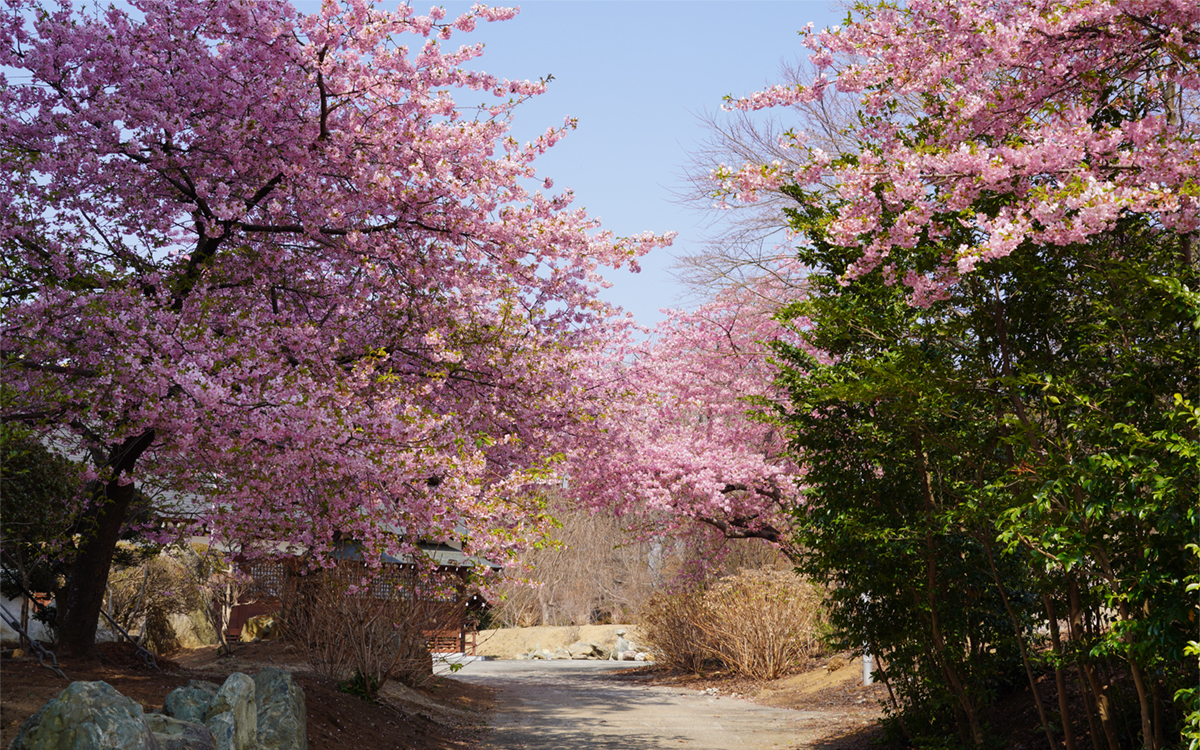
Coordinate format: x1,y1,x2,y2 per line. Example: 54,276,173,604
639,587,711,673
697,568,824,680
640,567,825,680
141,609,181,656
282,563,455,696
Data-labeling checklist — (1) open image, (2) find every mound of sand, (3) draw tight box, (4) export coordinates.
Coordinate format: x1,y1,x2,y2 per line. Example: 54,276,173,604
473,624,644,659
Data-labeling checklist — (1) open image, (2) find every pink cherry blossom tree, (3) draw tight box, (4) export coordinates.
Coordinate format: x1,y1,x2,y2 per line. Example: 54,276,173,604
716,0,1199,304
0,0,667,655
568,285,819,561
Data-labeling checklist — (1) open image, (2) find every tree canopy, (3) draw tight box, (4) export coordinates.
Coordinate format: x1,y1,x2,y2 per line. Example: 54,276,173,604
0,0,668,653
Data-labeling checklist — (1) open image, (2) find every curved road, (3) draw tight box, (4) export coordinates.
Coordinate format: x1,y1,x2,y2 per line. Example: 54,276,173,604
452,660,835,750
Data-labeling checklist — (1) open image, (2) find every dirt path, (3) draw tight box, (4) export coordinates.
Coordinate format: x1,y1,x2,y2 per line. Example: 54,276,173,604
453,660,876,750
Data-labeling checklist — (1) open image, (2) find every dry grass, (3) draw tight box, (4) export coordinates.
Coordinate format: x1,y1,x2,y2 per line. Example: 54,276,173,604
640,568,825,680
698,568,824,680
639,588,710,672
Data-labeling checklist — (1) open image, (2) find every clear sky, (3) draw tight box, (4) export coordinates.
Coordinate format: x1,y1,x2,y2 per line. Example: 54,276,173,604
447,1,844,326
302,1,846,326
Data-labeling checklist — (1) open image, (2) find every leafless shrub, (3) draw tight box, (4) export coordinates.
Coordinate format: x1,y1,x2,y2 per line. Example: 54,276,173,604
171,543,251,656
141,608,181,656
639,586,712,673
697,568,824,680
203,566,252,657
282,563,454,696
640,567,825,680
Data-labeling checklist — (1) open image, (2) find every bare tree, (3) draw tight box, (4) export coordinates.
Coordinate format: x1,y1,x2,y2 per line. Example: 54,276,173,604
674,57,918,301
492,506,659,627
491,499,792,627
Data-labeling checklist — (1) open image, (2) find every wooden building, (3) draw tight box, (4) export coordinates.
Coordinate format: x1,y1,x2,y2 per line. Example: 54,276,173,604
228,540,498,655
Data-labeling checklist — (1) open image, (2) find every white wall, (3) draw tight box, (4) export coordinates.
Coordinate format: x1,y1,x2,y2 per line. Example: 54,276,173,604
0,595,54,645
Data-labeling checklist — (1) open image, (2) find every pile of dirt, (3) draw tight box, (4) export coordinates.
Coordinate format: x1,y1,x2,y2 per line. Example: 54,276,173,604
1,640,492,750
473,624,642,659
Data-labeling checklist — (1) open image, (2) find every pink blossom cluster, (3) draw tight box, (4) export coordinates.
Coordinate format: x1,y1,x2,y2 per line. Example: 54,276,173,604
566,287,819,549
0,0,670,563
718,0,1199,303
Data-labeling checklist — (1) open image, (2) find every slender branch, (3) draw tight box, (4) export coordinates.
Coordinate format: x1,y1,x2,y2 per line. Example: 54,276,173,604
696,515,783,544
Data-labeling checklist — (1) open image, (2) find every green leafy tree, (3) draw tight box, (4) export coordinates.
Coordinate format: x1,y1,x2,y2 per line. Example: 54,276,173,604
0,426,82,643
775,192,1198,746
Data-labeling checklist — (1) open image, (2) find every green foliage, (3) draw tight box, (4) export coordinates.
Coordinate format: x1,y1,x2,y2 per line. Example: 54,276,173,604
0,425,82,555
0,426,83,638
1178,636,1200,750
337,669,380,703
773,206,1198,746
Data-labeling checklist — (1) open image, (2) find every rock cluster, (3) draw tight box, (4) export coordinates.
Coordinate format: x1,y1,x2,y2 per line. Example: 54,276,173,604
609,629,649,661
521,639,610,661
515,629,651,662
7,668,305,750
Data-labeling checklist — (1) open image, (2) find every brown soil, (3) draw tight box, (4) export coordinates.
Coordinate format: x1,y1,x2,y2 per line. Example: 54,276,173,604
1,640,493,750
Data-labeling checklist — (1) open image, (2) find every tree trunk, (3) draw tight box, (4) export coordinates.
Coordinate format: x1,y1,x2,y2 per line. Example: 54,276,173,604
1081,661,1123,750
1117,600,1157,750
1091,542,1157,750
981,535,1057,750
1043,594,1077,750
1070,580,1122,750
914,435,983,746
1075,664,1103,750
57,478,137,657
19,567,30,649
56,430,155,658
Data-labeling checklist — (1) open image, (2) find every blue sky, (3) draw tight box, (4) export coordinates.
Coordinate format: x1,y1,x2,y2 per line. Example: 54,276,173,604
300,1,845,325
440,2,844,326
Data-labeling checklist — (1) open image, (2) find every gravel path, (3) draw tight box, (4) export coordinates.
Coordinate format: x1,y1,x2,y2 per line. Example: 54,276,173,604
452,660,844,750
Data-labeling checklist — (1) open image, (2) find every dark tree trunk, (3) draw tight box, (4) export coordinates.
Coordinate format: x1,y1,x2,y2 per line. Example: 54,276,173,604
56,430,155,658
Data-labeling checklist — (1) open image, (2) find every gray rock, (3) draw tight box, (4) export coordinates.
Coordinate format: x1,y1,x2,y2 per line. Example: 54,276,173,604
253,668,306,750
567,640,606,660
615,631,634,653
8,681,160,750
205,673,256,750
163,680,221,725
610,630,644,661
145,714,216,750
